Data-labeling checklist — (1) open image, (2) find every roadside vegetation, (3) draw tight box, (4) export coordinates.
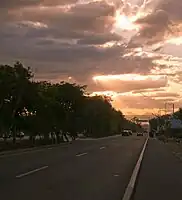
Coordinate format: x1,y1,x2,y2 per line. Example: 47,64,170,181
150,109,182,161
0,62,140,151
149,109,182,141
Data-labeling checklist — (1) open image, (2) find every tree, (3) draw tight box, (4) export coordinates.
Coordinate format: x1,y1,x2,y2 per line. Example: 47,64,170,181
0,62,33,143
0,61,134,149
81,95,125,137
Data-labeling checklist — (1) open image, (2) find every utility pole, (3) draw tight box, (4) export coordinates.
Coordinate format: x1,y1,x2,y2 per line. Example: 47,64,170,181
172,103,175,114
165,103,167,115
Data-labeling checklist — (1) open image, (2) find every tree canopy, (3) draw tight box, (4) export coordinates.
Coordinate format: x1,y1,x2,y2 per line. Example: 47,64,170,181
0,62,139,149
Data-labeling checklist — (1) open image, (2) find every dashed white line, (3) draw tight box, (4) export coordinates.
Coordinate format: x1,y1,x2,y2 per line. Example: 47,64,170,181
100,147,106,150
16,166,48,178
76,152,88,157
114,174,120,177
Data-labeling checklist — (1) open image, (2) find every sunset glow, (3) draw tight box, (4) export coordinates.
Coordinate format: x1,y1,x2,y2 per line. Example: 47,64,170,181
114,10,139,31
2,0,182,117
93,74,165,82
91,91,118,97
166,37,182,45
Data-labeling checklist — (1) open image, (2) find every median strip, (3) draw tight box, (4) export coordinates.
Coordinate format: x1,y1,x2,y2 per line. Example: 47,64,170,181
76,152,88,157
16,166,48,178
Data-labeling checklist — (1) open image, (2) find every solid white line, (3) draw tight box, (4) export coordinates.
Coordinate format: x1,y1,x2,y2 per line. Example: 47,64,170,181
122,137,149,200
100,147,106,150
16,166,48,178
76,152,88,157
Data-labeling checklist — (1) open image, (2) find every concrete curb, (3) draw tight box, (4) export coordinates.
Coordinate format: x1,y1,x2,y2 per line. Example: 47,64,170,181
122,137,149,200
0,134,122,158
76,134,122,141
0,143,68,158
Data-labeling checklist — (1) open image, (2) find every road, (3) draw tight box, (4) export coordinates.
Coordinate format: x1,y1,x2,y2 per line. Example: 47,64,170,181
0,135,145,200
133,139,182,200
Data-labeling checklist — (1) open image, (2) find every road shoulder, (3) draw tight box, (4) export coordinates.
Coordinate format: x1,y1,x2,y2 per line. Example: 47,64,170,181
133,139,182,200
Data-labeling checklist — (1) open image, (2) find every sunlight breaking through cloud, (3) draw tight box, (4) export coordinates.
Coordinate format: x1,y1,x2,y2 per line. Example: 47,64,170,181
1,0,182,117
93,74,165,81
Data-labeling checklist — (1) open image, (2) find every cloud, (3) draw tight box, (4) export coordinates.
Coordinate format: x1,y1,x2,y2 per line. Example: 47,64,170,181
156,0,182,21
91,74,168,92
77,33,121,45
1,0,182,116
113,95,173,109
131,88,166,94
149,92,180,98
7,1,116,34
132,0,182,45
135,10,170,44
0,0,38,9
0,0,78,9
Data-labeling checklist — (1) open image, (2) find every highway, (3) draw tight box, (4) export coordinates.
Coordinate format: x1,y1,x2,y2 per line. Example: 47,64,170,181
0,135,146,200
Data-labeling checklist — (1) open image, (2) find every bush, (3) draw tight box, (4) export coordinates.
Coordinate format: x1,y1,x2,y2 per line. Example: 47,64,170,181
158,135,168,143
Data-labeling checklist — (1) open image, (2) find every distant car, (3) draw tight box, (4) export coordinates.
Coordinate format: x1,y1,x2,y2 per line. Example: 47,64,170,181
17,132,25,138
137,132,143,136
122,130,131,136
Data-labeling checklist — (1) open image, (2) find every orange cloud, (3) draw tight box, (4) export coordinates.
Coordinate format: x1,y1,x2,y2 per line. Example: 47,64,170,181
92,74,167,92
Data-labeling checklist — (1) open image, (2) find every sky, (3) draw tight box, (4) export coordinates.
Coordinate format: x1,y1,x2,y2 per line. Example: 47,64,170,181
1,0,182,118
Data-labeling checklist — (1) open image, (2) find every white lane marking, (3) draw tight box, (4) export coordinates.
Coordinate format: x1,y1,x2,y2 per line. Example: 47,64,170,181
16,166,48,178
114,174,120,177
100,147,106,150
122,137,149,200
76,152,88,157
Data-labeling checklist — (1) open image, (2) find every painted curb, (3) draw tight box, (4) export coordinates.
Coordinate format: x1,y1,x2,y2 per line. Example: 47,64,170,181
122,137,149,200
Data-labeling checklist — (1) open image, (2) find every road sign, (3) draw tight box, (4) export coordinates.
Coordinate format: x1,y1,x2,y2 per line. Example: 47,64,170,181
170,118,182,129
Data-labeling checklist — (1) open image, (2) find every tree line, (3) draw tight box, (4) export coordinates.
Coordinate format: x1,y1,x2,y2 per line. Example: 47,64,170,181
149,108,182,138
0,62,139,149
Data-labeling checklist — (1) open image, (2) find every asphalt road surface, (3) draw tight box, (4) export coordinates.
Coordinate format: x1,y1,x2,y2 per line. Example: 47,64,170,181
0,135,145,200
133,139,182,200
